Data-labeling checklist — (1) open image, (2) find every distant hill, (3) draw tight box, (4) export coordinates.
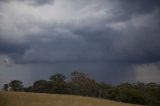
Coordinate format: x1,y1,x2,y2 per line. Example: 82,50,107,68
0,92,145,106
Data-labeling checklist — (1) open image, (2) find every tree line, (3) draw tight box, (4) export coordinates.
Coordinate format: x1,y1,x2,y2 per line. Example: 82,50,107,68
2,71,160,106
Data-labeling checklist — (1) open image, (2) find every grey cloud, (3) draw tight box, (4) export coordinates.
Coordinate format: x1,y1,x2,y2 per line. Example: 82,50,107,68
110,10,160,64
0,0,160,64
0,40,29,64
0,0,54,6
0,0,160,86
0,0,10,2
0,55,14,65
0,0,24,3
118,0,160,14
28,0,54,6
134,63,160,83
0,41,28,55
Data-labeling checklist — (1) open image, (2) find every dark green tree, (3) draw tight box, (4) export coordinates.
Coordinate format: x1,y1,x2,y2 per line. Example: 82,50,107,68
115,88,147,104
98,83,113,98
33,80,50,93
9,80,23,91
68,71,97,96
3,84,9,91
49,73,66,94
23,86,33,92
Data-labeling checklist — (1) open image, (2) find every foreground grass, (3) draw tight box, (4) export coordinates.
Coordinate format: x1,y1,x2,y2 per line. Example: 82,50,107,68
0,92,145,106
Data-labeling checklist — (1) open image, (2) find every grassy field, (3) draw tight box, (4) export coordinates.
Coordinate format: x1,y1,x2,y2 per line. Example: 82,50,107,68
0,92,145,106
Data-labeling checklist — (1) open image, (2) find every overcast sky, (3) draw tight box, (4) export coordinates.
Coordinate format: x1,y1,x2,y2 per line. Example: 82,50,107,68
0,0,160,88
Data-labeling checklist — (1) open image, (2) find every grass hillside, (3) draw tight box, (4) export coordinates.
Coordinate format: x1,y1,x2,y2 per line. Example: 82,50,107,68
0,92,145,106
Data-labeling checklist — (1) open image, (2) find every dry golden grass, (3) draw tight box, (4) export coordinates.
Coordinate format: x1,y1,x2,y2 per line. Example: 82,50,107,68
0,92,145,106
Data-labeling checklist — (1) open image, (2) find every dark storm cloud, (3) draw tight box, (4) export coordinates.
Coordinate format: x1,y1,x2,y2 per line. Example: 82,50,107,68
0,42,28,55
0,0,22,3
0,0,160,64
118,0,160,14
31,0,54,6
0,0,54,6
71,11,160,64
0,37,30,63
0,0,9,2
111,11,160,64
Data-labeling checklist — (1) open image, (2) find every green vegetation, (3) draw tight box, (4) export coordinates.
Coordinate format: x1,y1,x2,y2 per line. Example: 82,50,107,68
8,80,23,91
2,71,160,106
0,92,144,106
